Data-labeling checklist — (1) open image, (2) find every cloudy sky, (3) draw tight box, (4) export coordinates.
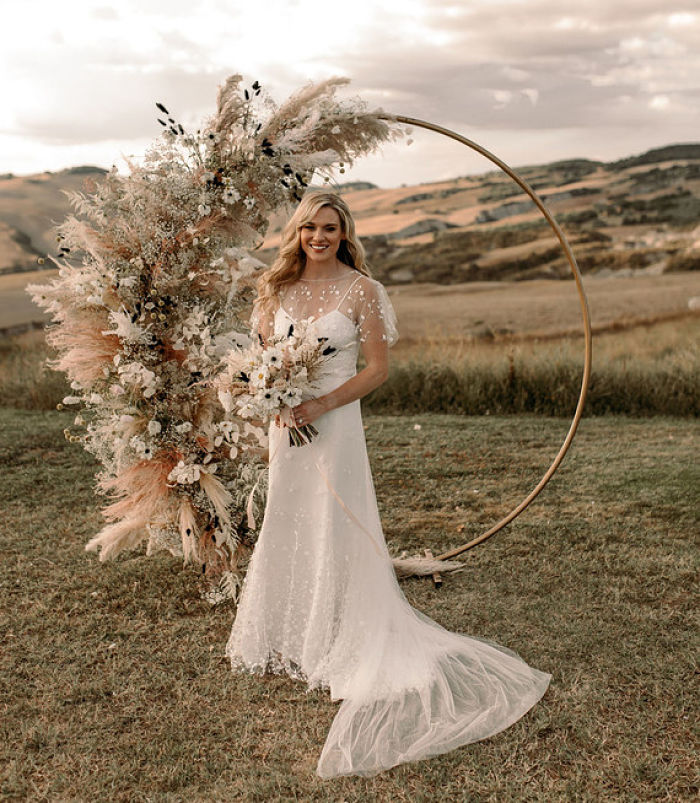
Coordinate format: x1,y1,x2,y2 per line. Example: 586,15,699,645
2,0,698,186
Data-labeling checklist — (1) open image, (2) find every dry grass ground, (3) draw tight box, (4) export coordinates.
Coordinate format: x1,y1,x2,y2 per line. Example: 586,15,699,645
1,409,697,801
386,273,699,346
4,269,698,338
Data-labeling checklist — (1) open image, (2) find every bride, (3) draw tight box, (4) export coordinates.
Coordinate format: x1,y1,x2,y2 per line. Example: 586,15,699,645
226,190,551,778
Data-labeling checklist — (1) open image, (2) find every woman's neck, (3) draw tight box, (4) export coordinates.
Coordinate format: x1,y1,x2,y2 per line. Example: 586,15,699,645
299,260,354,281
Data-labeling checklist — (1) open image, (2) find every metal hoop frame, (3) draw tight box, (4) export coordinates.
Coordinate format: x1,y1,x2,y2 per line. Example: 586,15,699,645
377,114,593,560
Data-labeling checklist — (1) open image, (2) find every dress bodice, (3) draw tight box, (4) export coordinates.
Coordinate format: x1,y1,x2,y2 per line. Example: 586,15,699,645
274,306,360,395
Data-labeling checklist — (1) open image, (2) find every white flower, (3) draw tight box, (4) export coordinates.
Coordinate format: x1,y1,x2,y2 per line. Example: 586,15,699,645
147,420,162,435
243,196,256,210
167,460,202,484
262,347,283,367
130,436,153,460
89,393,103,404
281,387,303,406
223,187,241,204
331,125,341,134
175,422,193,434
198,203,211,217
250,365,270,388
62,396,82,405
229,445,238,459
118,362,157,397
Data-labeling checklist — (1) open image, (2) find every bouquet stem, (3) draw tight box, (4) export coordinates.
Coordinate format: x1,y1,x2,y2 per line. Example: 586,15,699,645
287,423,318,447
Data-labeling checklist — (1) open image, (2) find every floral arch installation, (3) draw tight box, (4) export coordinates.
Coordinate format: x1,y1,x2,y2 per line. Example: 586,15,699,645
378,114,593,561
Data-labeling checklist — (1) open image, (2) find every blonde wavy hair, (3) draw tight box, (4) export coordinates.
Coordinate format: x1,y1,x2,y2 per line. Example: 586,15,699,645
256,190,370,315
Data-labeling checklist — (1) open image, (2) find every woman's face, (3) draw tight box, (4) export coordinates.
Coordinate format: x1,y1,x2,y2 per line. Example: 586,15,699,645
299,206,344,265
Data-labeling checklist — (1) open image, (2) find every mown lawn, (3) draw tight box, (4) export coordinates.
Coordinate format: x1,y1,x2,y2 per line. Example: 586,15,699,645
1,409,697,802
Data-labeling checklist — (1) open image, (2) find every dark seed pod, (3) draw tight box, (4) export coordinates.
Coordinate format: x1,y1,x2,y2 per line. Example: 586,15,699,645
322,346,336,355
170,127,178,135
178,123,184,134
157,118,167,126
156,102,169,114
244,89,250,100
287,324,294,337
168,117,175,123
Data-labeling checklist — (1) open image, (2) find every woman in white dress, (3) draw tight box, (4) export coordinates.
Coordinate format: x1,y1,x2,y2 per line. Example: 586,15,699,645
226,191,551,778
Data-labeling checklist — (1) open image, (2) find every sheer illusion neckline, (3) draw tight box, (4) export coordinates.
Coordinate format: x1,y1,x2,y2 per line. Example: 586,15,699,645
298,272,359,283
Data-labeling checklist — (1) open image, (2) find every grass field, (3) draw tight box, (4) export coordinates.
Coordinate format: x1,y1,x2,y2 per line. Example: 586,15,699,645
2,313,698,417
1,409,697,801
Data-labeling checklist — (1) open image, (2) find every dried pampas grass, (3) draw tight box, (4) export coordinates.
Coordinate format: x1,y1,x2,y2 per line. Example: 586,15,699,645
85,515,149,562
391,556,465,579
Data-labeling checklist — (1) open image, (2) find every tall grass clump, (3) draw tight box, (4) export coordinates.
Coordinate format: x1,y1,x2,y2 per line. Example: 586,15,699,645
365,319,700,417
0,331,70,410
3,317,699,416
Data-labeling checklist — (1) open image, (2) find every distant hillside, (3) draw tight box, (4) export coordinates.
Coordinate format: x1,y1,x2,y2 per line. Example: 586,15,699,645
608,143,700,171
1,146,699,287
0,166,108,274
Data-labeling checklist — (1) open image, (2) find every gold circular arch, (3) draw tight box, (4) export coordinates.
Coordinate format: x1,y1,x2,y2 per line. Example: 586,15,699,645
377,114,593,561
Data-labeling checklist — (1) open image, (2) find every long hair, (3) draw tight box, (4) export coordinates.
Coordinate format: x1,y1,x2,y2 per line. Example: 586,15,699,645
256,190,370,315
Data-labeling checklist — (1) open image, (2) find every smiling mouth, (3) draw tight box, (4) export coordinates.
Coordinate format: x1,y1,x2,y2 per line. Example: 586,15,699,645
310,244,328,251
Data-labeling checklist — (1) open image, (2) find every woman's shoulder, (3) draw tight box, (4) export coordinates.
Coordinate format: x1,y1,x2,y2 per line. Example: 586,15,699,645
347,272,386,295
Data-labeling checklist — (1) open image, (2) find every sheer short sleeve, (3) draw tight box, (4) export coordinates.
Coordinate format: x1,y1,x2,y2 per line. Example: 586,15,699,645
352,277,399,348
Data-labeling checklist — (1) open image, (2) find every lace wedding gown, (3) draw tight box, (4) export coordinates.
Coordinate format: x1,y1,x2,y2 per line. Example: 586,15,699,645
226,272,551,778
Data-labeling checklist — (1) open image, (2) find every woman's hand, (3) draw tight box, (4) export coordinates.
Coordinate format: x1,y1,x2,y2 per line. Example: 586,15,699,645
290,397,329,428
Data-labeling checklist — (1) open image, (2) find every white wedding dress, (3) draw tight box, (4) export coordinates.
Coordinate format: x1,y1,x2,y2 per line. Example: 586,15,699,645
226,272,550,778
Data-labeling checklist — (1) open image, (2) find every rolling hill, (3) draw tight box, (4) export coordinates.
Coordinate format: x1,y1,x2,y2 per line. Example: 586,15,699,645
1,144,698,333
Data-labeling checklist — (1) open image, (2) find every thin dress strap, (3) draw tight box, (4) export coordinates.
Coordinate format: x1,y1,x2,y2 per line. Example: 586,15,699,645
335,274,363,311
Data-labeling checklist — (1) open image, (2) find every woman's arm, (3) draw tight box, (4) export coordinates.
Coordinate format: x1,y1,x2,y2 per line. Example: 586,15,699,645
291,336,388,426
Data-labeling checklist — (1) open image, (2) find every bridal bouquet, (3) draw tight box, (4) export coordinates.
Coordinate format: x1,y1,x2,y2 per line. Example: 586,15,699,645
215,321,335,446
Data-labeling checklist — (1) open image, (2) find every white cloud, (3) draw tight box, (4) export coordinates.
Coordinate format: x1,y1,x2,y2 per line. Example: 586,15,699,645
0,0,698,181
649,94,670,110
